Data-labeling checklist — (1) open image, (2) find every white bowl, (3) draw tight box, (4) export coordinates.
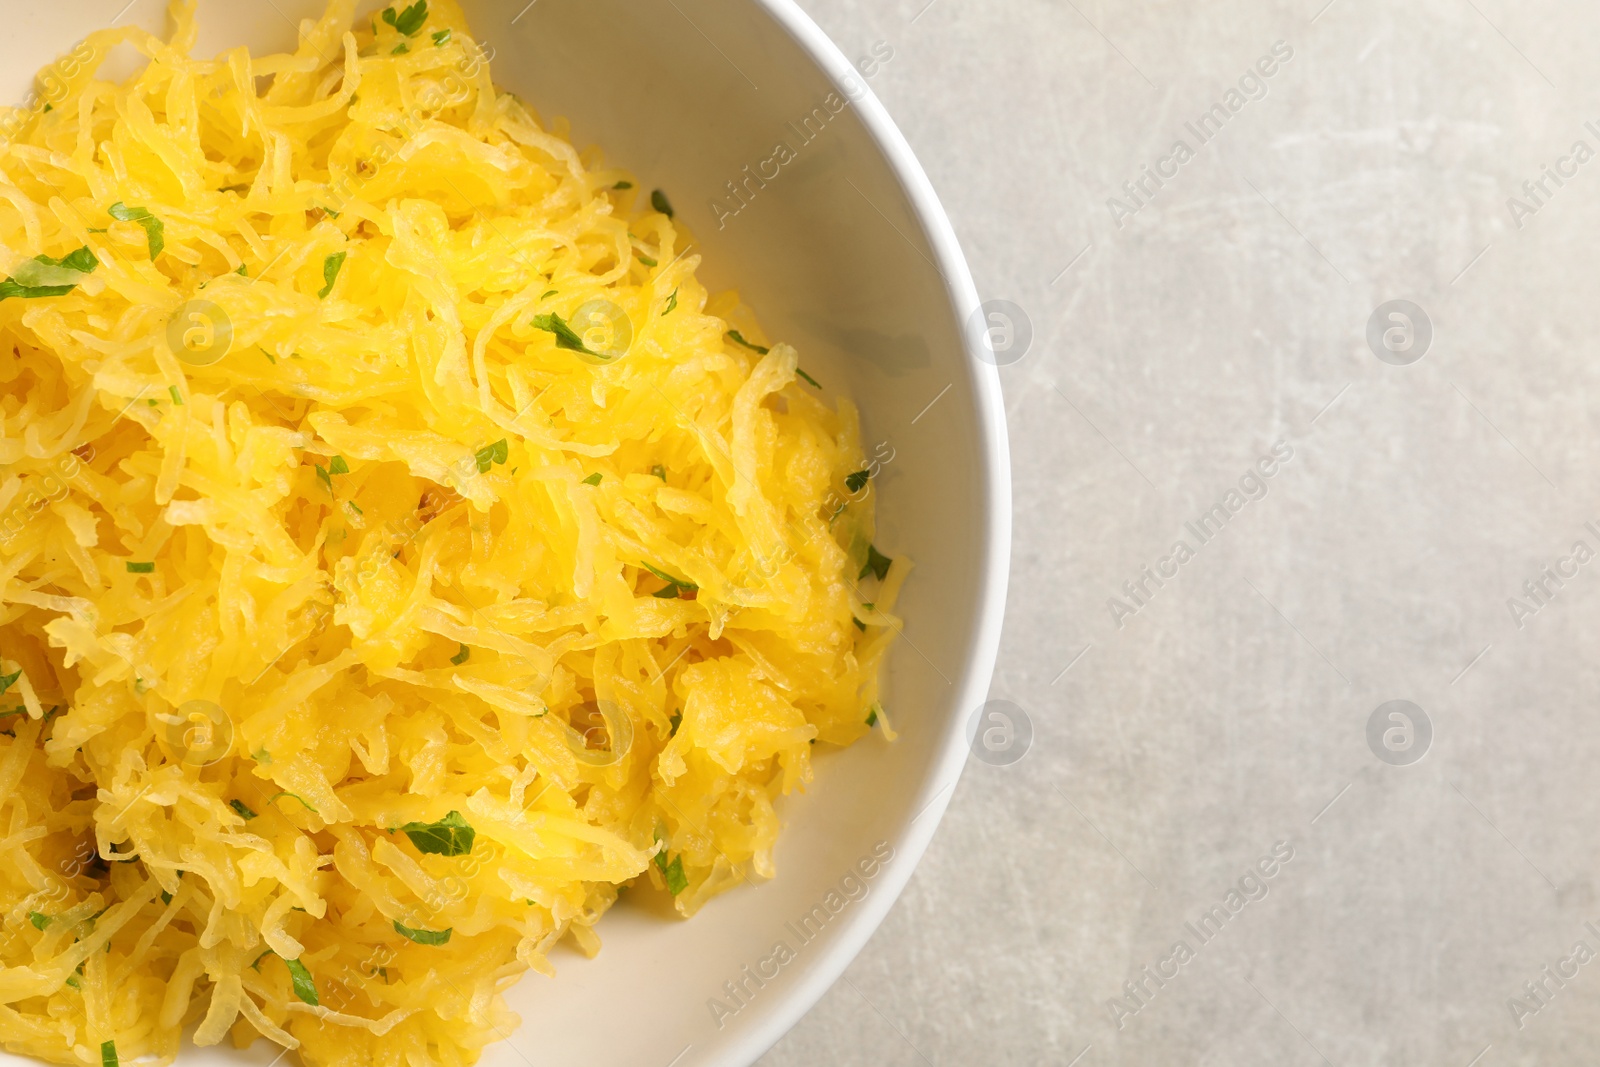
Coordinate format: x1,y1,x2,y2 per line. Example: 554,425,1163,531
0,2,1010,1064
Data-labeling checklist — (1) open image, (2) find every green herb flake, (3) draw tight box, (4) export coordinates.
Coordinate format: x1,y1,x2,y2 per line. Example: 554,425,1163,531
475,438,509,474
100,1040,118,1067
432,28,451,46
284,957,319,1006
852,616,866,632
450,643,470,666
318,251,347,298
393,919,452,945
531,312,601,358
229,799,257,821
236,264,247,275
866,704,880,727
159,890,172,905
612,181,633,190
328,455,350,476
582,472,602,486
401,810,475,856
0,670,19,696
795,367,822,389
651,465,667,480
636,253,657,268
859,544,892,582
725,329,768,354
662,289,678,316
650,189,674,218
167,386,183,407
0,245,99,301
845,469,870,493
642,562,697,599
250,949,274,971
126,562,155,574
108,203,164,259
29,911,50,931
668,710,682,736
315,465,333,492
382,1,429,36
658,853,687,895
392,42,410,54
252,747,272,764
267,791,318,814
65,973,80,989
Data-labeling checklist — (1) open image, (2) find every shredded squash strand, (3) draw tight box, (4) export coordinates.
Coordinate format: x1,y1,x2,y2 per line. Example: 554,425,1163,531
0,2,901,1064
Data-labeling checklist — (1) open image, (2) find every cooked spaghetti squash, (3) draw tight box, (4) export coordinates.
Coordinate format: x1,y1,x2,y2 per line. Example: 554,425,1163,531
0,2,903,1064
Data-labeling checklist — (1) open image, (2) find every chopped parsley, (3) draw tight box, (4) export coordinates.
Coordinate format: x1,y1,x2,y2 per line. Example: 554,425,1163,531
236,264,247,275
531,311,602,358
0,670,19,696
393,919,452,945
613,181,633,190
651,465,667,480
582,472,602,486
318,251,347,298
29,911,51,930
432,28,451,46
845,469,870,493
859,544,892,582
636,253,657,267
328,455,350,475
108,202,164,259
381,1,429,36
662,289,678,315
654,845,687,895
0,246,99,301
400,810,475,856
642,562,697,599
168,385,183,406
866,704,880,727
126,562,155,574
668,710,682,736
250,949,274,971
725,329,767,354
852,616,866,632
392,42,410,54
101,1040,118,1067
284,957,319,1006
795,367,822,389
650,189,675,218
475,438,509,473
229,799,257,821
450,643,470,666
267,791,318,814
252,747,272,764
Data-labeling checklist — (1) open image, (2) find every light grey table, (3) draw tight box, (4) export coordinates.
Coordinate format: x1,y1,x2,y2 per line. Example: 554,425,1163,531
766,1,1600,1064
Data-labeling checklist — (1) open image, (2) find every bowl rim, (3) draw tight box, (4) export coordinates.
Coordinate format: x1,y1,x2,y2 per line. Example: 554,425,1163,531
718,2,1013,1064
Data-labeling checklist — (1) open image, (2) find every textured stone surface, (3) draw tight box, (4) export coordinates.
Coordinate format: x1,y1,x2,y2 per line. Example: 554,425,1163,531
765,1,1600,1064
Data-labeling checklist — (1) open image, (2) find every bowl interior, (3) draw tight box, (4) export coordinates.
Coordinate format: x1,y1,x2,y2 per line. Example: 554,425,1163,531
0,2,1007,1064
